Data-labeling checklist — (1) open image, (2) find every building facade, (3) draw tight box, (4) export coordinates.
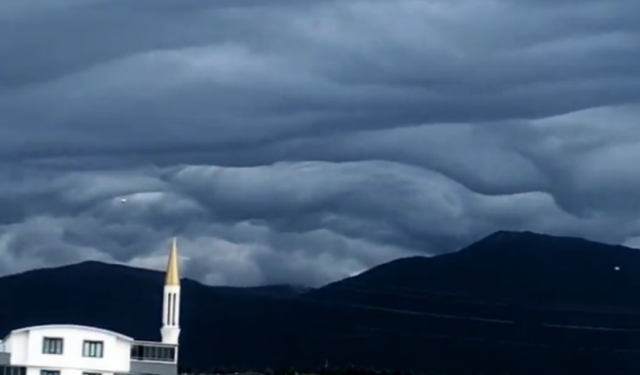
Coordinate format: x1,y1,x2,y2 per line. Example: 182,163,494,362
0,238,183,375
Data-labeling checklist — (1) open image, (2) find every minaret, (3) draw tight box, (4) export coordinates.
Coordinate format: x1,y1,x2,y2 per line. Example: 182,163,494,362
160,237,181,345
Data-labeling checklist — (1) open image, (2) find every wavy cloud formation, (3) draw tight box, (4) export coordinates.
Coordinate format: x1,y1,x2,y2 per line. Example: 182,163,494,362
0,0,639,286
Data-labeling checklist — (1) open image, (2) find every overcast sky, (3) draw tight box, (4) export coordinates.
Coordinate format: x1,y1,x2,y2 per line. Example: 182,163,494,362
0,0,639,287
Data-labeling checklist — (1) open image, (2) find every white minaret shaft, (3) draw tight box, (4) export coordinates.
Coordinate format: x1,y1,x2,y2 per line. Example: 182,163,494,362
161,237,181,345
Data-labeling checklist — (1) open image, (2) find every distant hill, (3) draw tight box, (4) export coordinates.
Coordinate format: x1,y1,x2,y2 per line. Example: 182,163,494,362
308,230,640,308
2,231,640,374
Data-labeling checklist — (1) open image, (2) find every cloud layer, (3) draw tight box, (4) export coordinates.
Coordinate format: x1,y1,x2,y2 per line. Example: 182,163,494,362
1,0,639,286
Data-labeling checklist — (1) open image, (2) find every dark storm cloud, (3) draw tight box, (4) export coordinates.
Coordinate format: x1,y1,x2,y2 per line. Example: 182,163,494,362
0,0,639,286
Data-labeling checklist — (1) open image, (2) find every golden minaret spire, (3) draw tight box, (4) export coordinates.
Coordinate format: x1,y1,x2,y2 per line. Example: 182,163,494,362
165,236,181,286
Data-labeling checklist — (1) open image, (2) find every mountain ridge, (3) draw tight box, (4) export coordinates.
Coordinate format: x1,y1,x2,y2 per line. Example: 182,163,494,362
308,229,640,304
2,230,640,374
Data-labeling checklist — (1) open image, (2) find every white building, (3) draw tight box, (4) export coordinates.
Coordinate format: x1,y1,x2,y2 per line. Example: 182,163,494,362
0,238,183,375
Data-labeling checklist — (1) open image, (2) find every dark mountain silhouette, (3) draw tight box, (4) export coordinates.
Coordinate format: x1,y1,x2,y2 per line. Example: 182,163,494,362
309,230,640,307
2,231,640,374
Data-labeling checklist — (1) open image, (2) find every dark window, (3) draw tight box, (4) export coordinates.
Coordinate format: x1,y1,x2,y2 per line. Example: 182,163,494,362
159,347,169,360
130,344,176,362
42,338,63,354
143,345,156,359
163,346,176,361
0,367,27,375
130,345,142,360
82,340,104,358
40,371,60,375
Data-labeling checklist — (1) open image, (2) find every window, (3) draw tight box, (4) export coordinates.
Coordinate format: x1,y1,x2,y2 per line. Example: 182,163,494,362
82,340,104,358
0,367,26,375
130,344,176,362
83,373,101,375
42,338,63,354
40,371,60,375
